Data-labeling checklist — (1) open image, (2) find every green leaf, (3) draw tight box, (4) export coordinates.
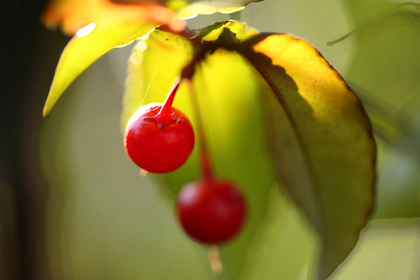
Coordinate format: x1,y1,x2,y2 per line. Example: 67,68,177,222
240,33,377,279
43,22,156,117
171,0,264,19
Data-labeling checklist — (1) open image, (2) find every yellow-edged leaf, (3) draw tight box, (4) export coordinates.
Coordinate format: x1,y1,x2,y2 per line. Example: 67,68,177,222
241,33,376,279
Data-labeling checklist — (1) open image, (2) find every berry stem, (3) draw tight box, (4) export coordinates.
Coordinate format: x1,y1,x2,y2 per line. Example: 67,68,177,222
157,78,181,121
185,78,214,183
207,245,223,274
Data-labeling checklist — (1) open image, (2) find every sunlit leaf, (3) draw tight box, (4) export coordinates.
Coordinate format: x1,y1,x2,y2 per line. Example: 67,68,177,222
43,22,157,117
240,32,376,279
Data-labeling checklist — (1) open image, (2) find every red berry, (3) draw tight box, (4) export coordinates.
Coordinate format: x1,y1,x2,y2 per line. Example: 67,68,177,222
124,103,195,173
176,179,246,244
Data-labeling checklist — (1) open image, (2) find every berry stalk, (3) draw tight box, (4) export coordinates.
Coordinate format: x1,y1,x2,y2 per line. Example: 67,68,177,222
156,78,182,122
185,77,214,183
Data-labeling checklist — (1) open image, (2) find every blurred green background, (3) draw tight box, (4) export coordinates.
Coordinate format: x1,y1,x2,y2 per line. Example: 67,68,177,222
2,0,420,279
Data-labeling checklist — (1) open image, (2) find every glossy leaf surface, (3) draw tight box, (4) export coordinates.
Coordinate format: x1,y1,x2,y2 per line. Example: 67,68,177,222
241,32,376,279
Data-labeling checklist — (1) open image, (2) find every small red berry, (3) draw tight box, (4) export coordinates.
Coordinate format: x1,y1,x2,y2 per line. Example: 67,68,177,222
176,179,246,244
124,103,195,173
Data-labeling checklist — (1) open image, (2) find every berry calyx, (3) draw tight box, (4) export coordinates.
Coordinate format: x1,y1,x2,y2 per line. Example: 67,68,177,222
176,179,246,244
124,103,195,173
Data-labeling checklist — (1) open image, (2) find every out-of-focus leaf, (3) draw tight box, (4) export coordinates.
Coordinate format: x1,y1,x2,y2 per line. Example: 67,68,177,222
240,32,376,279
122,27,276,279
173,0,264,19
42,0,183,35
43,22,157,117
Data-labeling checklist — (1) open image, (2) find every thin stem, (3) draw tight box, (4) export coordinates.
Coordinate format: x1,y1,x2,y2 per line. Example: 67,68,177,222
157,78,181,120
185,78,214,182
207,245,223,275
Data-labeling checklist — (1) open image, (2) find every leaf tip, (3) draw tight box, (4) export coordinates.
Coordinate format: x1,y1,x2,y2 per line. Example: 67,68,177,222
42,88,57,118
42,102,52,118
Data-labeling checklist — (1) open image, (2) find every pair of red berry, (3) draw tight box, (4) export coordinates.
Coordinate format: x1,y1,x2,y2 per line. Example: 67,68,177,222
123,85,246,244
